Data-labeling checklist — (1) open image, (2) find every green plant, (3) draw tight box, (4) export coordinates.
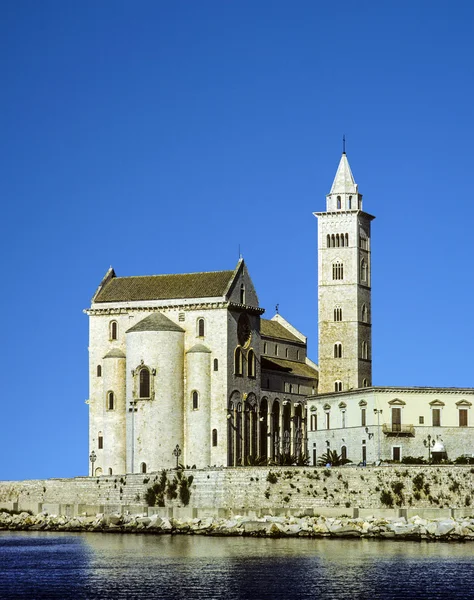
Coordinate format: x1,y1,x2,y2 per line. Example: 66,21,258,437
283,496,290,503
266,471,278,484
380,490,394,507
412,473,425,491
449,481,461,493
264,490,270,499
317,450,351,467
391,481,404,496
345,501,351,508
401,456,426,465
454,456,474,465
465,495,471,507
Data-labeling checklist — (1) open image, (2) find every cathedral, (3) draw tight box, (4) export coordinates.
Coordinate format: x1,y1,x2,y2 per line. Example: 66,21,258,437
86,152,473,474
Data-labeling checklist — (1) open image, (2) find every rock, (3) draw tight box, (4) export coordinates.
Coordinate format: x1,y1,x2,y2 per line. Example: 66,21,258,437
435,520,456,537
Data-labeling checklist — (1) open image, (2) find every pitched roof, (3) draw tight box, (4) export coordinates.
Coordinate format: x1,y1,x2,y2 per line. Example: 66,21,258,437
329,153,358,195
103,349,126,359
126,313,185,333
94,269,235,303
260,319,303,343
262,356,319,380
187,344,212,354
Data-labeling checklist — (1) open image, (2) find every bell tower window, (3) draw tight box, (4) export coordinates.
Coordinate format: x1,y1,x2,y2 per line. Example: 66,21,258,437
139,368,150,398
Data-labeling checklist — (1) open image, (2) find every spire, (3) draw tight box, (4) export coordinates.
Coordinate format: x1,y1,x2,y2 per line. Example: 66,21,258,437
329,153,358,195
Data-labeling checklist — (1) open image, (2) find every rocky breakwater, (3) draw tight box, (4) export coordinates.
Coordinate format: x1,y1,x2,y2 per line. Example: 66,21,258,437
2,510,474,541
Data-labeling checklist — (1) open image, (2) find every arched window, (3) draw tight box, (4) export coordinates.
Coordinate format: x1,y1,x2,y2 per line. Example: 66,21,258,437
334,343,342,358
363,378,368,388
361,259,368,283
140,462,147,474
213,358,219,371
348,196,352,209
97,365,102,377
110,321,118,340
327,234,331,247
361,304,368,323
212,429,218,446
334,307,342,321
310,414,317,431
336,234,340,247
197,318,205,337
139,368,150,398
234,347,243,376
341,446,347,460
107,391,114,410
361,341,368,359
332,262,343,280
240,284,246,304
337,196,341,209
98,432,103,449
331,234,335,247
334,381,343,392
285,348,289,358
192,391,199,410
345,233,349,246
108,468,113,475
248,350,256,378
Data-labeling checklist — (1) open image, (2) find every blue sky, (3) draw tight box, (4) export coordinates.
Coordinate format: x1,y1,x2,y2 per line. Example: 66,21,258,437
1,1,473,480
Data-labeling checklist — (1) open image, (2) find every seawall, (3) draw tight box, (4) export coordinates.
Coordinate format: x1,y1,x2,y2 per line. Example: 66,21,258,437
0,466,473,520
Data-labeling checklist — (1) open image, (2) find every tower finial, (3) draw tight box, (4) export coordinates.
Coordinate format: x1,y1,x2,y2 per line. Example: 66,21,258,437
342,134,346,154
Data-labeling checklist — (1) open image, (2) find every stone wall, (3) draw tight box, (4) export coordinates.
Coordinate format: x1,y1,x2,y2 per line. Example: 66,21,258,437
0,466,473,517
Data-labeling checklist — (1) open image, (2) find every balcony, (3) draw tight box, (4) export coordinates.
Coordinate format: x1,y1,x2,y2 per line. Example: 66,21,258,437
382,423,415,437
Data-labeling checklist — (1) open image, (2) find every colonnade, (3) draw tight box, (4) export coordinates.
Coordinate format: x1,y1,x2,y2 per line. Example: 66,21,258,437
227,392,307,466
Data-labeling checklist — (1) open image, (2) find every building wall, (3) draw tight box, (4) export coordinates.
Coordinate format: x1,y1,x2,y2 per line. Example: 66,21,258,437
307,388,474,464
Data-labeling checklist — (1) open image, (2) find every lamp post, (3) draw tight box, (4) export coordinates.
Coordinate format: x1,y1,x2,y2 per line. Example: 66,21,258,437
374,409,383,463
129,400,138,473
89,450,96,477
173,444,182,469
424,434,435,464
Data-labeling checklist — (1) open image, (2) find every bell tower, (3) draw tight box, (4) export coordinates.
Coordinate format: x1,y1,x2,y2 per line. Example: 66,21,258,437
315,150,375,394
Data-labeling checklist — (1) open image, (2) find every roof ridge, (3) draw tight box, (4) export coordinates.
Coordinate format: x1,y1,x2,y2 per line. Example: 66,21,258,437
111,269,234,281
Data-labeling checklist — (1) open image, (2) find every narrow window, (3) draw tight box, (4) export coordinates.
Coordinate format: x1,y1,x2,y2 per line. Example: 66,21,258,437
139,368,150,398
240,284,245,304
331,234,335,247
340,233,344,247
361,341,368,359
332,262,343,280
97,365,102,377
263,342,267,354
363,378,368,387
108,468,113,475
198,318,205,337
140,462,147,474
361,304,368,323
310,414,317,431
334,381,342,392
361,408,366,427
327,234,331,247
459,409,468,427
192,391,199,410
234,347,243,376
285,348,289,358
107,391,114,410
334,307,342,321
248,350,256,378
341,410,346,428
334,343,342,358
98,434,103,450
212,429,218,447
345,233,349,246
213,358,218,371
336,234,340,247
419,416,424,424
361,259,368,283
348,196,352,209
337,196,341,209
296,350,300,360
325,412,330,429
110,321,118,340
275,344,278,356
432,408,441,427
341,445,347,460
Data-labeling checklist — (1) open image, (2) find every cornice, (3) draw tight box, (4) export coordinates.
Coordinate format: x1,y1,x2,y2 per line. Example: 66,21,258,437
307,385,474,401
84,301,265,316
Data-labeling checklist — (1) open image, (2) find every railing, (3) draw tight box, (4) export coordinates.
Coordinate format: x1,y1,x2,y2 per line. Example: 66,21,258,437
382,423,415,436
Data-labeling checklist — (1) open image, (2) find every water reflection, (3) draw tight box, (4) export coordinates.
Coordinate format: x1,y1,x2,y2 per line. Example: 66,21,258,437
1,532,473,600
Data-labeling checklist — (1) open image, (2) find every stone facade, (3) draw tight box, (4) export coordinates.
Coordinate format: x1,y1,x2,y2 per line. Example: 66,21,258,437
307,387,474,465
86,260,318,475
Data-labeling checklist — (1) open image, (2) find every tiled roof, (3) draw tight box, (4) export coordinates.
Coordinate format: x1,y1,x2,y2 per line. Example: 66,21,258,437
126,313,185,333
94,270,235,303
187,344,212,354
260,319,303,343
262,356,319,380
103,349,126,359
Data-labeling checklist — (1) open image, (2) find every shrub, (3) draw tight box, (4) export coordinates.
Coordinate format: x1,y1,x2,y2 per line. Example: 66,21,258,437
391,481,404,496
465,495,472,507
317,450,351,467
412,473,425,491
401,456,426,465
267,471,278,484
380,490,394,507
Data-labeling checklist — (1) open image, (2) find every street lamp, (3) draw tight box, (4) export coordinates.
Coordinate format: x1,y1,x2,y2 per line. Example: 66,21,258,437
424,434,435,464
89,450,96,477
173,444,182,469
374,409,383,463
